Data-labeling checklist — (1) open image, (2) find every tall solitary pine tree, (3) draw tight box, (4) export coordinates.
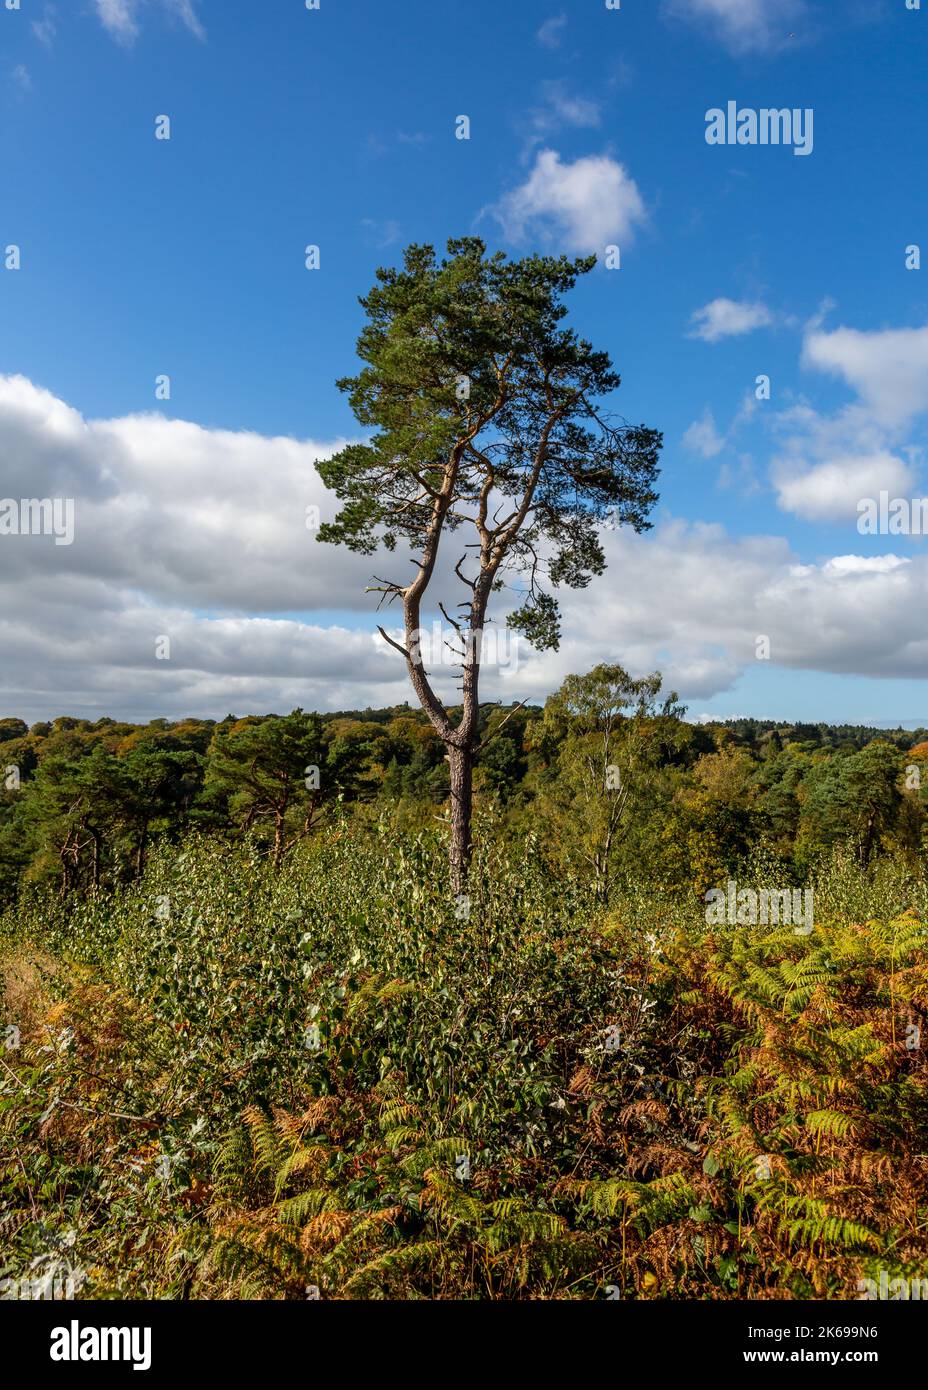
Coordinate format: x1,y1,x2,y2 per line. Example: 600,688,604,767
317,238,661,891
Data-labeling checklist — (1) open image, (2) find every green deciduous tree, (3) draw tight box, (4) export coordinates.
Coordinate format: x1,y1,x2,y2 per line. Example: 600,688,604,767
538,664,686,901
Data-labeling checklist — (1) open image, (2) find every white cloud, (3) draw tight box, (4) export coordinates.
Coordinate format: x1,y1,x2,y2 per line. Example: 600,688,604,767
0,373,368,614
0,375,412,720
683,407,726,458
92,0,204,44
537,14,567,48
3,375,928,723
93,0,139,41
772,452,916,522
689,297,774,343
493,521,928,707
553,521,928,691
489,149,646,254
802,324,928,431
663,0,808,55
823,554,910,578
760,320,928,523
12,64,32,93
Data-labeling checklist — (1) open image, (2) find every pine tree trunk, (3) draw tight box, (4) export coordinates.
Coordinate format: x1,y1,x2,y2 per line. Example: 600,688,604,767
448,742,474,896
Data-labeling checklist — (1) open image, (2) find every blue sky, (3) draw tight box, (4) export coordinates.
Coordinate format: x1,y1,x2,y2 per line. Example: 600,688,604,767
1,0,928,726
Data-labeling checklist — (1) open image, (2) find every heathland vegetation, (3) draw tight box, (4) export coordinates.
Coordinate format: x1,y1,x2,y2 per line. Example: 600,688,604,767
2,673,928,1299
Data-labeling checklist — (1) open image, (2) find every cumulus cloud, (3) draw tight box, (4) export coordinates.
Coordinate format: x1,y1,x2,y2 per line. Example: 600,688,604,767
0,374,365,614
663,0,808,55
3,375,928,723
0,375,417,720
0,600,408,725
802,324,928,431
493,521,928,710
689,298,774,344
761,320,928,523
489,149,646,254
556,521,928,690
773,452,916,522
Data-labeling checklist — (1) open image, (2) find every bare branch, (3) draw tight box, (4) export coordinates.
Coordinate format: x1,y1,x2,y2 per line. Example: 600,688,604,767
376,625,410,659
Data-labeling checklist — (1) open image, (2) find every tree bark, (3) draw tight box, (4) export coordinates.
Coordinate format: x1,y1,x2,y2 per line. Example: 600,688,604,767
380,396,566,893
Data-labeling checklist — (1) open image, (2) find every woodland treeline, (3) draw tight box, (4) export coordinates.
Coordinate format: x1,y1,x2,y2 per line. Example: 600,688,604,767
1,664,926,904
